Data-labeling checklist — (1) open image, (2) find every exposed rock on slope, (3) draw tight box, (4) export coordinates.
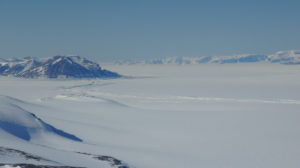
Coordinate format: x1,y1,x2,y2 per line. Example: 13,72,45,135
0,56,120,78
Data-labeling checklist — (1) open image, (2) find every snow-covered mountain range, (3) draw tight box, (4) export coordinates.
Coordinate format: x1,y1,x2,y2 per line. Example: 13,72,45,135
114,50,300,65
0,56,121,78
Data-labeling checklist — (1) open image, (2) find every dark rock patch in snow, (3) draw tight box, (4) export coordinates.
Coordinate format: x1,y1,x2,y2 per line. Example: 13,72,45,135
0,164,82,168
0,147,55,163
77,152,130,168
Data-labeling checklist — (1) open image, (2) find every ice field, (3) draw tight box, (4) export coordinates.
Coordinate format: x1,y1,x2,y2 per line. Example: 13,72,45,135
1,64,300,168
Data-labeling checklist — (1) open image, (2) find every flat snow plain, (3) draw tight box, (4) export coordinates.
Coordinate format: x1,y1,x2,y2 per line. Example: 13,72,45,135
1,64,300,168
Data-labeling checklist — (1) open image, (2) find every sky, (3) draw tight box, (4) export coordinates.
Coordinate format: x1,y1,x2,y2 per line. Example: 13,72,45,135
0,0,300,61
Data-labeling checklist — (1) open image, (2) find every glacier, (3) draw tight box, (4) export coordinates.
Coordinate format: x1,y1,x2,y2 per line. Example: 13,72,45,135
0,63,300,168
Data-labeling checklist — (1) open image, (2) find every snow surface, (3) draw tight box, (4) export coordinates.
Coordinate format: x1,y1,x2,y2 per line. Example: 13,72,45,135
0,166,21,168
1,64,300,168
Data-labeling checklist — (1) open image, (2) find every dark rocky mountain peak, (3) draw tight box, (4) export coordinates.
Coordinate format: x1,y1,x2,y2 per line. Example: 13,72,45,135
0,56,121,79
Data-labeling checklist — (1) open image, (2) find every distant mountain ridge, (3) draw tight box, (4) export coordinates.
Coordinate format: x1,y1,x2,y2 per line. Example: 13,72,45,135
114,50,300,65
0,56,121,78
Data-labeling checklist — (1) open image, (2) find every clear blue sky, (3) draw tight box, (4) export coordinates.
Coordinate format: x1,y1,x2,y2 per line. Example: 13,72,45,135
0,0,300,61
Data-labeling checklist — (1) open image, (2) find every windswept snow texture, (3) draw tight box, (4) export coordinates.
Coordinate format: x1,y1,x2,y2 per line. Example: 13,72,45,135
0,56,120,78
0,64,300,168
0,96,82,142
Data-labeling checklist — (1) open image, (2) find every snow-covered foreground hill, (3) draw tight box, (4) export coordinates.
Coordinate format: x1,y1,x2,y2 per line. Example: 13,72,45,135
1,64,300,168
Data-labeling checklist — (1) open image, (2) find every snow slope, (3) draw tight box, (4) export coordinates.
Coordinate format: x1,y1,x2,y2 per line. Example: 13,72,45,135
0,96,82,142
0,96,130,168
